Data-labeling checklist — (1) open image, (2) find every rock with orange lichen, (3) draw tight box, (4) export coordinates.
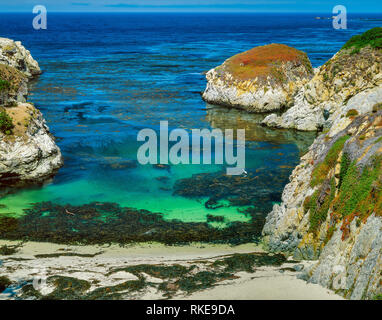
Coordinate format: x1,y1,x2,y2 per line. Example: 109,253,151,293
202,43,313,112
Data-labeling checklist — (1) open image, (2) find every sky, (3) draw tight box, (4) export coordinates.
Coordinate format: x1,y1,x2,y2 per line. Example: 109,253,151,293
0,0,381,13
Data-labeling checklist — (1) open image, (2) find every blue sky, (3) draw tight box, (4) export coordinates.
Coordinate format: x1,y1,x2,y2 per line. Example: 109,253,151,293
0,0,381,13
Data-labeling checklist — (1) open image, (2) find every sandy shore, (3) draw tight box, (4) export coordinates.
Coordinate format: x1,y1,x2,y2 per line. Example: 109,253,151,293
184,268,343,300
0,240,343,300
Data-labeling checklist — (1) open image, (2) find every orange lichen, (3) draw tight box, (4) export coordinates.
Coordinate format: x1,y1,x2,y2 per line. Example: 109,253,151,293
221,43,311,81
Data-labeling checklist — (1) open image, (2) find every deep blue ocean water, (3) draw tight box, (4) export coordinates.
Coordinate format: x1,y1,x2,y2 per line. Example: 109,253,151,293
0,13,381,225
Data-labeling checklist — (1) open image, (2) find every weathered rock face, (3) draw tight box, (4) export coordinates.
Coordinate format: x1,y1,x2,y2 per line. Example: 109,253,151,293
261,28,382,300
0,37,42,78
262,101,382,299
0,103,63,189
0,38,62,190
202,43,314,112
0,64,28,105
263,28,382,131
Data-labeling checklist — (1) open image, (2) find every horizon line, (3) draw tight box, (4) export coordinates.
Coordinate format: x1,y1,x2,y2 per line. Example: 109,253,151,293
0,10,380,14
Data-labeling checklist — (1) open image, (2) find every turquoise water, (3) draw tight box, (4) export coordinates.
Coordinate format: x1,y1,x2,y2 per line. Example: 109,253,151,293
0,13,380,226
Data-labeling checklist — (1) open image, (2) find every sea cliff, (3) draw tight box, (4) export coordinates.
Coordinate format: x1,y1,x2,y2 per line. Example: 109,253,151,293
204,27,382,299
260,28,382,299
0,37,63,191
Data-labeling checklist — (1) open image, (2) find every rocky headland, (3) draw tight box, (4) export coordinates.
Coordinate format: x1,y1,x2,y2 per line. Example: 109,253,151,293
262,28,382,131
261,28,382,300
202,43,314,112
0,37,63,190
204,27,382,299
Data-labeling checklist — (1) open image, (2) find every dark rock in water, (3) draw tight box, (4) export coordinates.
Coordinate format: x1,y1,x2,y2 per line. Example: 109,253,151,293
155,176,170,183
102,159,137,170
173,168,291,212
204,198,224,210
153,164,171,171
0,275,11,292
206,214,225,223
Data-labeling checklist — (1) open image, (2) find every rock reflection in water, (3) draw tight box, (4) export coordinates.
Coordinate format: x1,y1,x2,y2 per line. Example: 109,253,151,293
205,104,317,155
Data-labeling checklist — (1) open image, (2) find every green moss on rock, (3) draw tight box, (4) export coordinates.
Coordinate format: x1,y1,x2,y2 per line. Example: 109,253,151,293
346,109,359,117
341,27,382,54
311,135,350,187
0,109,14,134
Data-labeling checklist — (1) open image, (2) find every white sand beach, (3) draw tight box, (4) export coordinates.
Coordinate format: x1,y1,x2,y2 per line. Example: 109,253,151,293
0,240,343,300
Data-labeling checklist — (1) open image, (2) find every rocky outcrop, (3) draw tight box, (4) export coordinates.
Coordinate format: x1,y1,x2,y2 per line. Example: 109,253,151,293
0,38,62,189
202,43,313,112
0,64,28,105
262,28,382,131
0,38,41,78
0,103,63,189
263,107,382,299
262,28,382,299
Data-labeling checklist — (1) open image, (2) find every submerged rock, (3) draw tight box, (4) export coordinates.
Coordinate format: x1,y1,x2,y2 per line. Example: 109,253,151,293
202,43,313,112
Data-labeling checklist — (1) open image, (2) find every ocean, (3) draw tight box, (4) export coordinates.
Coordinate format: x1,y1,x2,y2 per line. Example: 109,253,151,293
0,12,380,236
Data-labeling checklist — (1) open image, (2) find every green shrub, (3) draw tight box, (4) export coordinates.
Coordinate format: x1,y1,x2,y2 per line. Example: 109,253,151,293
342,27,382,53
334,156,381,220
308,179,336,233
311,135,350,187
372,103,382,113
339,152,351,188
0,79,10,92
0,110,14,134
346,109,359,117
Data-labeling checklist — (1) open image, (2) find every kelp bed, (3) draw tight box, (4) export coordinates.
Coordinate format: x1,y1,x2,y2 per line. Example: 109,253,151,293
173,167,292,208
0,167,294,245
0,201,266,245
16,252,286,300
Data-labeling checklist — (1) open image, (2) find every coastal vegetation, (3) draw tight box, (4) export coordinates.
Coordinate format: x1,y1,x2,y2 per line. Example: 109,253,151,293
310,134,350,187
341,27,382,54
346,109,359,117
304,113,382,239
219,43,313,82
0,109,14,134
0,78,10,92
